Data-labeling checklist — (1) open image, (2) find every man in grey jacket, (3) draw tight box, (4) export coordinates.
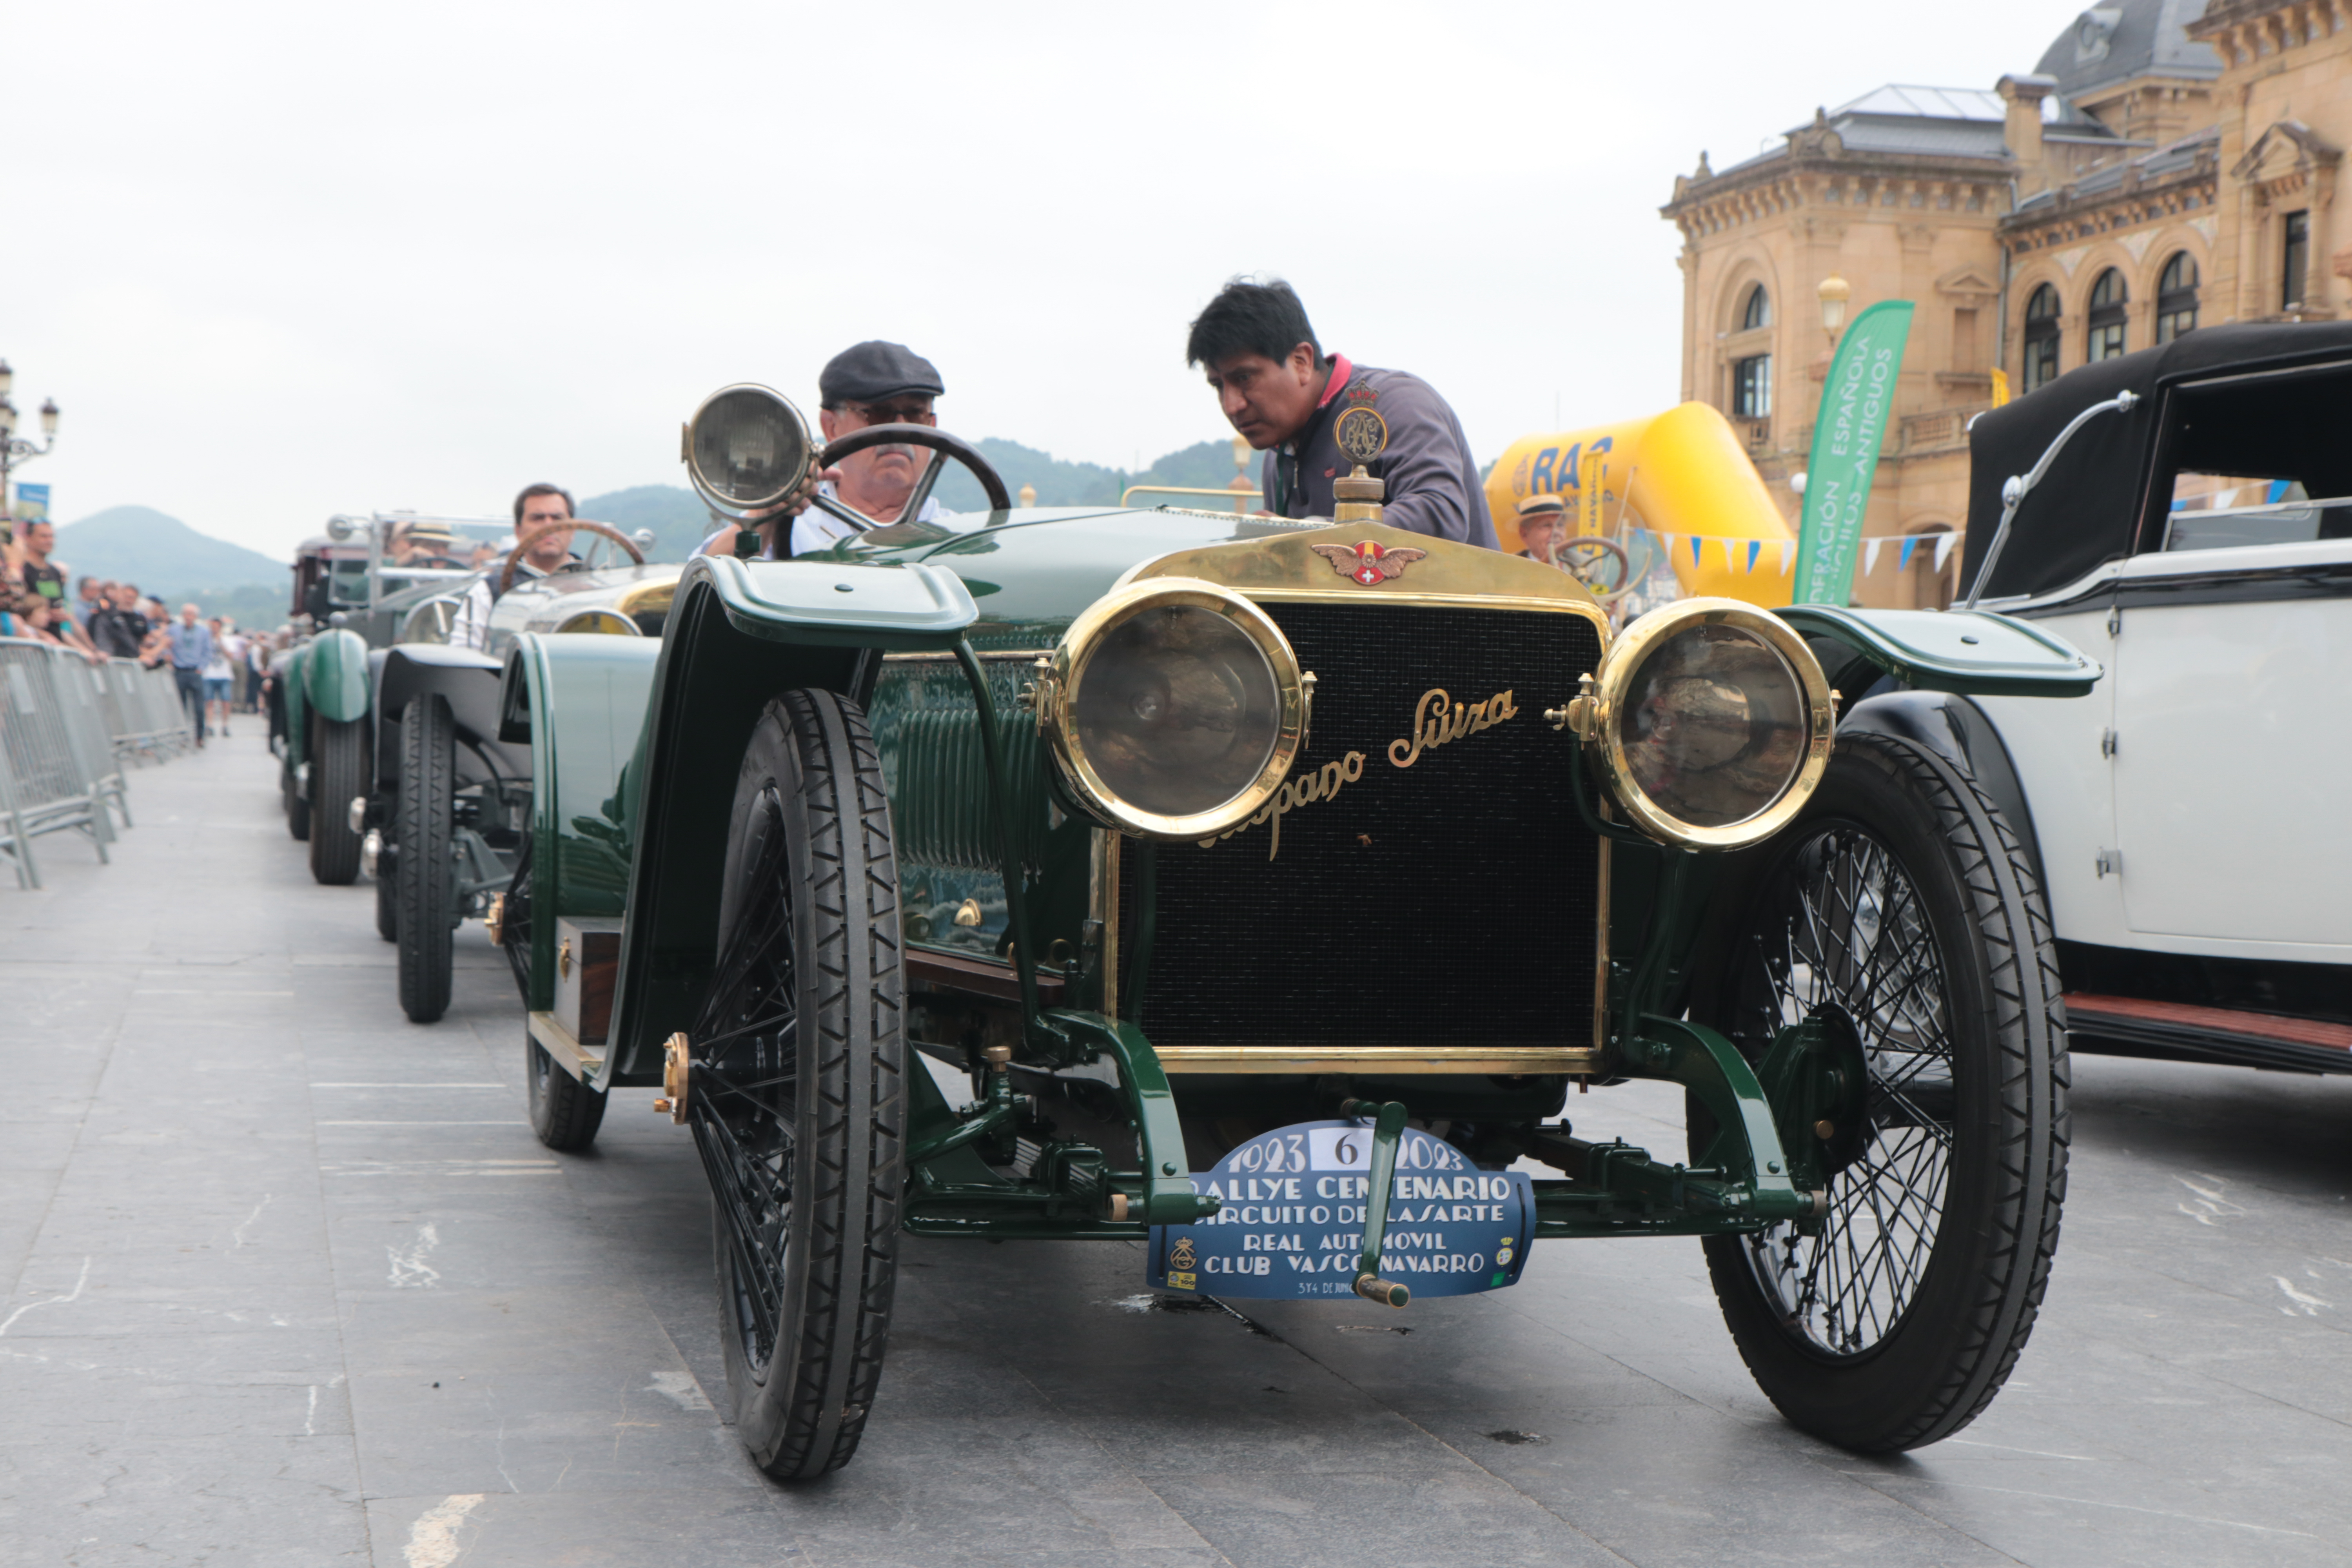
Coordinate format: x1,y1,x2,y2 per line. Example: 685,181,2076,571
1187,278,1496,549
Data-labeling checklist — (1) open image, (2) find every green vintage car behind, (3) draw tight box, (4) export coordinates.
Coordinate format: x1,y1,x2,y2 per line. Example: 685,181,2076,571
361,526,679,1025
276,515,511,882
495,385,2098,1480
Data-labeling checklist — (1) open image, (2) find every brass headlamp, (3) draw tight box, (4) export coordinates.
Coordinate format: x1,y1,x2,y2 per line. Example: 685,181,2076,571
1560,597,1834,850
682,383,815,520
1038,577,1308,841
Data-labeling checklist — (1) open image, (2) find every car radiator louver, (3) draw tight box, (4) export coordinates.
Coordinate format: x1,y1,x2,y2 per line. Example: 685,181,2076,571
1122,601,1606,1056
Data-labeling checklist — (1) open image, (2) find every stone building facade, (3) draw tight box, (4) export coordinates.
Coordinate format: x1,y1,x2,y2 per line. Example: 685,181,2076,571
1662,0,2348,606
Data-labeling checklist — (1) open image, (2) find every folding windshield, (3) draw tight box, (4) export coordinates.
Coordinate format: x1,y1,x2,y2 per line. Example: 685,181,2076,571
327,557,374,603
2156,361,2352,552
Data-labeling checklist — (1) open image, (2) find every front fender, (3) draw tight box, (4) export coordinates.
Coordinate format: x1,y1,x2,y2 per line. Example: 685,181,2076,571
302,628,373,723
605,556,978,1080
1775,604,2101,699
1839,688,2046,898
499,634,666,1033
376,643,518,790
281,645,311,775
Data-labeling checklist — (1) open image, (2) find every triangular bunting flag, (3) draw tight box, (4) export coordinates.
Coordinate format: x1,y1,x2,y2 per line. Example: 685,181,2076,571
1779,540,1794,574
1933,533,1956,571
1864,538,1886,573
1746,539,1762,574
1898,537,1919,572
1690,535,1704,570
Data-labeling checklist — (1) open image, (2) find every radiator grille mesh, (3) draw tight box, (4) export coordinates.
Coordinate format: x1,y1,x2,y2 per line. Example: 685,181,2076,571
1125,600,1606,1050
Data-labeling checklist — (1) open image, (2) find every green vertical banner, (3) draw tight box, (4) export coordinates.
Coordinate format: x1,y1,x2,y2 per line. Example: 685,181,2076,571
1791,300,1914,605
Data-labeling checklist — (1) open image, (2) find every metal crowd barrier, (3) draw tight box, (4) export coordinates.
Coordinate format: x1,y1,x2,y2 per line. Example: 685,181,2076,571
0,639,186,889
98,659,195,766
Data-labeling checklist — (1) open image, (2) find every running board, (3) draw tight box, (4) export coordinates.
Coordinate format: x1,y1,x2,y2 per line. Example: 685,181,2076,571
527,1011,604,1084
2064,993,2352,1076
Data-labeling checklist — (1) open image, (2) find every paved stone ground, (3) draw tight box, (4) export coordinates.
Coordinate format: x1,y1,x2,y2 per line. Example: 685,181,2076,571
4,733,2351,1567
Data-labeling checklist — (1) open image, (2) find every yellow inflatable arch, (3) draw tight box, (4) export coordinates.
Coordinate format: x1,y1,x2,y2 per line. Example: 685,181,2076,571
1484,402,1795,608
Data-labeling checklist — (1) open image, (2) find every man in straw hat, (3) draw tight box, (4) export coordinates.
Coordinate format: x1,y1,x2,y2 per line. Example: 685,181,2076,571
1514,494,1568,564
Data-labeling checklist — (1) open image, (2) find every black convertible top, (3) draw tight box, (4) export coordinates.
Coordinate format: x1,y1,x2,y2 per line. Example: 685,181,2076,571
1960,321,2352,600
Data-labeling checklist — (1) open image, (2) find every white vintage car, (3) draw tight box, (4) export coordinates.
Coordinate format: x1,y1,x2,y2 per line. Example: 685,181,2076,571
1838,321,2351,1074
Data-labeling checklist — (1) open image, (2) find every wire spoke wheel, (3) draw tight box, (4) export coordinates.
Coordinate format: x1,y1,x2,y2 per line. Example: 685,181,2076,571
501,826,534,1004
1699,732,2068,1453
694,781,800,1373
691,690,904,1481
1740,826,1953,1355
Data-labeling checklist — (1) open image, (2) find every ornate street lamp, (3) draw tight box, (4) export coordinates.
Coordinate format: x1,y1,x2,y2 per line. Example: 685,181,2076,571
1818,274,1852,339
0,359,62,526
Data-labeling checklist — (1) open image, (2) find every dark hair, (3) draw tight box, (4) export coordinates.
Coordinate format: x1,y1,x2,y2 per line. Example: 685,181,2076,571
1185,277,1323,371
512,483,575,526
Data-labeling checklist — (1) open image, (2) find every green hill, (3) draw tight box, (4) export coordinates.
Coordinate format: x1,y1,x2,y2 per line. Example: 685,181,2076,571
54,506,288,593
936,437,1249,511
41,507,289,629
577,486,713,564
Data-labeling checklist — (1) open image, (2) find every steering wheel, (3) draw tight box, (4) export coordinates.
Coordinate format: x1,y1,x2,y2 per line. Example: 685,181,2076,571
500,518,646,593
1545,536,1636,603
799,424,1013,542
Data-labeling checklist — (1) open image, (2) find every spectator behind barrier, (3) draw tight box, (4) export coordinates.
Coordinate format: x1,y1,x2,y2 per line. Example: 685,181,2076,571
89,584,150,661
167,604,214,747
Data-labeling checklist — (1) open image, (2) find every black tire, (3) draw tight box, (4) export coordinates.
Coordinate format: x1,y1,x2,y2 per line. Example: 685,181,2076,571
527,1031,607,1151
307,717,367,884
1697,731,2068,1452
395,695,456,1024
284,764,311,842
374,861,398,942
691,690,904,1481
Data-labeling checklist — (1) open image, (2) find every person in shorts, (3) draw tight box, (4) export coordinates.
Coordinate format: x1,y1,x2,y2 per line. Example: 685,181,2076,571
202,617,236,737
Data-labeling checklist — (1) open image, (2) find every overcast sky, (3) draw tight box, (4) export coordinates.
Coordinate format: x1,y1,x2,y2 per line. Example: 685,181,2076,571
10,0,2078,561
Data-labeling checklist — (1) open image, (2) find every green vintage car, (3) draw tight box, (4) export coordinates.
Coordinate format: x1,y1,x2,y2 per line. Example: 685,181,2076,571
497,385,2096,1480
276,514,512,882
364,527,681,1023
276,512,659,903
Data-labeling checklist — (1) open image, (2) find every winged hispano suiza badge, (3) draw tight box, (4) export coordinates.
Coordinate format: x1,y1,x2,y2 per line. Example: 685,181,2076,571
1148,1121,1535,1299
1311,539,1426,586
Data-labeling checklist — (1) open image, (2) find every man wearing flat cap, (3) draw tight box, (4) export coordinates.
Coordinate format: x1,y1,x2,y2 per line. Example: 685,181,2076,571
703,340,955,560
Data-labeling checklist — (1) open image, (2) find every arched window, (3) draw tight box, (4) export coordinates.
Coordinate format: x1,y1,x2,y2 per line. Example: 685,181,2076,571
2087,269,2127,362
2284,211,2311,309
2155,252,2198,342
2023,284,2061,391
1730,282,1772,422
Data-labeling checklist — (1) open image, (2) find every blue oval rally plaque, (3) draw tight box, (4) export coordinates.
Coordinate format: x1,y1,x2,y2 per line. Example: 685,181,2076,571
1149,1120,1534,1299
